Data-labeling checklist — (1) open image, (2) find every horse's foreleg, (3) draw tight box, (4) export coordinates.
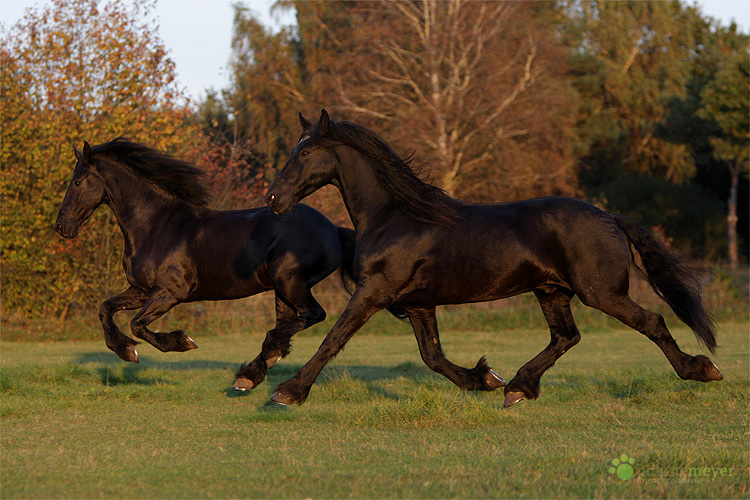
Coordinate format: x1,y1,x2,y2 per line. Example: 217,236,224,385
270,287,384,405
504,288,581,408
234,292,325,391
407,307,505,391
99,286,148,362
234,297,298,390
129,288,198,353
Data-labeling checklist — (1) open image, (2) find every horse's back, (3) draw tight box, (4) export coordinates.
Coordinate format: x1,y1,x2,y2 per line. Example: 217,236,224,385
252,204,344,284
187,204,342,299
393,197,630,305
462,197,623,248
470,197,630,295
269,204,342,255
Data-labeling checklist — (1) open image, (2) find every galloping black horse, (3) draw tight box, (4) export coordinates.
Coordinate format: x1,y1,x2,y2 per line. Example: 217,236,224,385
264,110,722,407
56,138,355,391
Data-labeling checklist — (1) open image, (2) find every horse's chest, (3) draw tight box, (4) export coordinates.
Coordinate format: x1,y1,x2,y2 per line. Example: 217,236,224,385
123,247,179,290
123,253,154,287
123,242,196,296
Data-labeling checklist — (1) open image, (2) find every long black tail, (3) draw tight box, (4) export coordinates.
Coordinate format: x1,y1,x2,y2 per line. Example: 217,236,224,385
613,214,717,352
336,227,407,319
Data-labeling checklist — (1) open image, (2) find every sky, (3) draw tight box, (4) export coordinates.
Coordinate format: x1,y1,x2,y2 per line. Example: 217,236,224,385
1,0,748,104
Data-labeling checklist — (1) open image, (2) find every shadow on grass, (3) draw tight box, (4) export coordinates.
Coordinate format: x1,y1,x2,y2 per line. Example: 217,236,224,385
59,352,701,407
541,371,698,402
73,351,439,396
75,351,235,369
75,351,238,387
74,350,694,404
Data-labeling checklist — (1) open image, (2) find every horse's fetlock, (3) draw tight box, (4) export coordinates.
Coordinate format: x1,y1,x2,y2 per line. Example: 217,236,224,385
236,361,266,384
506,375,540,400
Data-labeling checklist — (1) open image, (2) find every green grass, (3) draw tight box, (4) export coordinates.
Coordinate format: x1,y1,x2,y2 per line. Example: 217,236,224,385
1,319,748,499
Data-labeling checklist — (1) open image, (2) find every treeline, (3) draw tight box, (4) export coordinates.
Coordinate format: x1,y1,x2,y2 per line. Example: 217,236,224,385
1,0,747,318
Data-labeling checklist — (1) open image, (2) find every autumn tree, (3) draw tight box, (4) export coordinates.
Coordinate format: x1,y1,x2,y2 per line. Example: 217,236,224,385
197,5,310,211
290,0,579,201
1,0,203,316
211,0,746,256
200,2,353,222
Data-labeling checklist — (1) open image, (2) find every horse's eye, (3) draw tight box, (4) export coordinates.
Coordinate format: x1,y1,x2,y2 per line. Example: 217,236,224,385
300,150,310,157
74,180,81,186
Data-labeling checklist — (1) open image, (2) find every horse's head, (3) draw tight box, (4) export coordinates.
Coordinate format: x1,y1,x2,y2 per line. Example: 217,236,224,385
266,109,338,215
55,142,108,238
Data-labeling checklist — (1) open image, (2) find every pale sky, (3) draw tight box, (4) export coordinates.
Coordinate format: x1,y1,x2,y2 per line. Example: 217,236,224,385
1,0,747,105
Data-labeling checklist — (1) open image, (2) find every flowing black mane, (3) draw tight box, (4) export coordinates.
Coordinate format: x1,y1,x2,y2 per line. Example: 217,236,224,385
92,138,210,206
320,120,462,227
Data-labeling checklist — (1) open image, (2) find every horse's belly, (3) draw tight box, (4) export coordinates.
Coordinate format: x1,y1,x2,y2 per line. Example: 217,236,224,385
395,259,559,306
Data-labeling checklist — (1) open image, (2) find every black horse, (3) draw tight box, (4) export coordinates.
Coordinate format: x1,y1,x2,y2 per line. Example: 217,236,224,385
56,138,355,391
264,110,722,407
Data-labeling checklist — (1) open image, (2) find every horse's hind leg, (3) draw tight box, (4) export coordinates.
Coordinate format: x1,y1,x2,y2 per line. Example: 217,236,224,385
99,286,148,362
233,288,326,391
406,307,505,392
504,288,581,408
591,296,722,383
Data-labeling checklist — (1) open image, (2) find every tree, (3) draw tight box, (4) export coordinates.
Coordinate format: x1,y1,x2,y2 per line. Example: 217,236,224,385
312,0,579,201
1,0,203,316
655,16,749,263
566,0,702,188
699,48,750,269
200,1,358,223
196,5,306,206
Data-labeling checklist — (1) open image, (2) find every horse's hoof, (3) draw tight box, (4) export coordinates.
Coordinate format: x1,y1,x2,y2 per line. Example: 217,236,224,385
503,391,525,408
185,336,198,350
486,369,506,389
706,361,724,382
233,377,254,391
119,346,139,363
692,355,724,382
270,390,296,406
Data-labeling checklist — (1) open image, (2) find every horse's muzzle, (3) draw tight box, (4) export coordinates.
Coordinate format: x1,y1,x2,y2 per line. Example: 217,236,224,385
55,221,78,239
265,191,292,215
266,192,277,210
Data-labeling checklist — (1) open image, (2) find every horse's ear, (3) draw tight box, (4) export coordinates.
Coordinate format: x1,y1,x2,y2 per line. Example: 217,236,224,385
318,109,331,137
299,112,312,130
73,146,82,161
83,141,93,160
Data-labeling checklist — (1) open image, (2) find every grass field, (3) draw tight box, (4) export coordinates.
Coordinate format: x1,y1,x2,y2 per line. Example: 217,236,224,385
1,310,748,498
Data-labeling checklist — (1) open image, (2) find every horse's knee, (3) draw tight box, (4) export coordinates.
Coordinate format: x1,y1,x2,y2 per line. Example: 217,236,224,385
129,318,147,339
99,300,115,322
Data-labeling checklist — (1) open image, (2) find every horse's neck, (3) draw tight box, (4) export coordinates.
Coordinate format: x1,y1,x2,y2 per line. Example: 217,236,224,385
334,146,397,232
98,160,195,250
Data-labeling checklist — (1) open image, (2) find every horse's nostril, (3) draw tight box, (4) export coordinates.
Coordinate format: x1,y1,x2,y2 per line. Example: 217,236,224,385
55,223,63,234
266,193,277,207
